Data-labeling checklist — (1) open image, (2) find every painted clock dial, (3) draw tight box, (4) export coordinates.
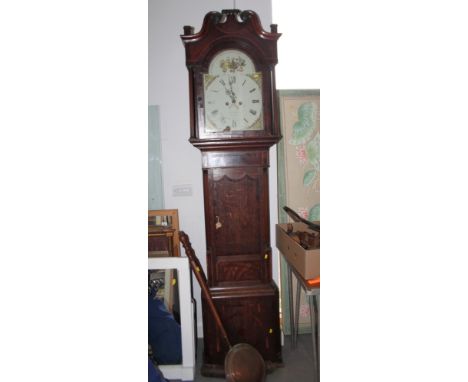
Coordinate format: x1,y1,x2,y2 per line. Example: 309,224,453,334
204,49,263,133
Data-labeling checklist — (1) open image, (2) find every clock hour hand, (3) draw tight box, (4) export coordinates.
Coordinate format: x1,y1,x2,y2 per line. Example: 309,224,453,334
229,82,237,104
224,87,233,100
224,81,237,106
220,76,237,105
224,86,236,104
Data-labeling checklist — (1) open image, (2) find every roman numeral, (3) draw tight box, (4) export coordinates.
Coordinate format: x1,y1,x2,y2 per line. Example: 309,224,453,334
252,100,259,103
249,88,256,93
249,109,257,115
211,109,219,115
219,79,226,86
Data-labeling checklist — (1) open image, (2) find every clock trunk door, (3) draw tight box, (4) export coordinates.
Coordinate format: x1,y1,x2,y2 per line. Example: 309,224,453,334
204,163,271,287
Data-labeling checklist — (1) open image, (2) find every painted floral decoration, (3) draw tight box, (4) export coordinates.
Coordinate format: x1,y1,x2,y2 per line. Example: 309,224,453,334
289,101,320,218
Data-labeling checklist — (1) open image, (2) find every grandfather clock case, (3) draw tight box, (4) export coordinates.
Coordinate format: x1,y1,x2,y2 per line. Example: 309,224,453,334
181,10,283,376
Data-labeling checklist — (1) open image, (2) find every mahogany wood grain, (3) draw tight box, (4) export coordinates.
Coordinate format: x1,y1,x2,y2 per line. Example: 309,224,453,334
181,9,283,374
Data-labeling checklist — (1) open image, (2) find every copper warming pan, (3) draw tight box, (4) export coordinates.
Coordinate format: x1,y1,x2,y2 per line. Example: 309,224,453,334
180,231,266,382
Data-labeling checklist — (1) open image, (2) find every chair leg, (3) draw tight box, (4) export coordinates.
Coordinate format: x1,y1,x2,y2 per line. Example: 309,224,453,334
287,265,295,348
313,294,320,380
308,294,319,382
294,279,301,348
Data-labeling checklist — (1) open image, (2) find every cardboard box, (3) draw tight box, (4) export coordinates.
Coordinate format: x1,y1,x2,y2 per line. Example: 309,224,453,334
276,222,320,280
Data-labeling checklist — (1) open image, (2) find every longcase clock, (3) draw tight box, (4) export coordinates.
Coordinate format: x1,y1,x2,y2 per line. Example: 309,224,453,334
181,9,282,376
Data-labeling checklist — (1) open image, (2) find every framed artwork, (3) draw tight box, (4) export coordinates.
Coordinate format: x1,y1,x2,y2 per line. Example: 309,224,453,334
148,209,181,257
148,209,181,313
148,257,195,381
277,89,320,334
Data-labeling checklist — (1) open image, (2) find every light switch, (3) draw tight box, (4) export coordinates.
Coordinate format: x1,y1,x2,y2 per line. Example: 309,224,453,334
172,184,193,197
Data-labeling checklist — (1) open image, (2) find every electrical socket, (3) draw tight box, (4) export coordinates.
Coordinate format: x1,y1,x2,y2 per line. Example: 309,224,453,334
172,184,193,197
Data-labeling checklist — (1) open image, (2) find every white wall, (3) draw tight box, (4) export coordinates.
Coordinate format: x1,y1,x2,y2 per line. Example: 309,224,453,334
149,0,274,337
273,0,321,89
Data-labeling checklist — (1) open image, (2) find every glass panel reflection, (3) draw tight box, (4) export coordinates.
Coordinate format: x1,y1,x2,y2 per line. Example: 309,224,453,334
148,269,182,365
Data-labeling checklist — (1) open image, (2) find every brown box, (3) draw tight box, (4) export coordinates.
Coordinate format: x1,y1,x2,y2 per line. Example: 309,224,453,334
276,222,320,280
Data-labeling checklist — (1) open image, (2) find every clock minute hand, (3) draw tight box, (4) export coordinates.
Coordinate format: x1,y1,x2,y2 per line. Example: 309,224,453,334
224,85,236,104
229,82,237,103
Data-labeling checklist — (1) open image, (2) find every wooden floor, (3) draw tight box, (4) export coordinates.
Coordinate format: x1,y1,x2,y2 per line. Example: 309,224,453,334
191,334,315,382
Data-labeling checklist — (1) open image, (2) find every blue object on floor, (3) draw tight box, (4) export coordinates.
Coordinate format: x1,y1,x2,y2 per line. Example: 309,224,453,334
148,296,182,365
148,357,168,382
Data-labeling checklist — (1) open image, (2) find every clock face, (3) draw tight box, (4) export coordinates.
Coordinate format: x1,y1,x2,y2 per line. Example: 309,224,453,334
204,50,263,133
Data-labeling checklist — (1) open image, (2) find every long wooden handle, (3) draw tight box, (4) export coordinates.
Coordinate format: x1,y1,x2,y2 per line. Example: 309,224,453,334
179,231,232,349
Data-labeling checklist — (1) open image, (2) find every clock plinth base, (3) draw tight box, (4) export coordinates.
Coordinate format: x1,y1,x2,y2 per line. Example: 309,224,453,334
200,282,283,376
